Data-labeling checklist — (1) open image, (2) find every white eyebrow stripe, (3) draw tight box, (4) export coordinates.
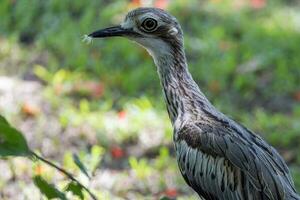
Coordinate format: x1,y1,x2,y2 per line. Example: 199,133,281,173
138,13,159,21
121,20,135,29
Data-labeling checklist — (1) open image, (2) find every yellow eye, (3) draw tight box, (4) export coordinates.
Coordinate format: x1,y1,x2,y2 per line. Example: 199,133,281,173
141,18,158,32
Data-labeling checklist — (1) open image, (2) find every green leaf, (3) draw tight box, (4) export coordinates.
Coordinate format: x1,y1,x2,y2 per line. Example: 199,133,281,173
0,116,30,157
65,182,84,200
90,145,104,173
72,153,91,179
0,115,9,125
33,176,67,200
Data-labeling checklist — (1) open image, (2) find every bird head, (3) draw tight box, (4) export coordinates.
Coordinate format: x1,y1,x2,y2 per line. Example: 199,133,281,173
87,7,183,59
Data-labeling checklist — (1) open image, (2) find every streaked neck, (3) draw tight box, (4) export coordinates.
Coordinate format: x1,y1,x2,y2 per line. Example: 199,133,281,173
152,43,210,124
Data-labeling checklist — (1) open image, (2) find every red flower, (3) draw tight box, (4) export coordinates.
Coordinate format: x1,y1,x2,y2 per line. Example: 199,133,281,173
110,146,125,159
154,0,169,9
164,188,178,198
72,81,104,98
131,0,141,6
21,102,40,117
118,110,127,120
250,0,266,9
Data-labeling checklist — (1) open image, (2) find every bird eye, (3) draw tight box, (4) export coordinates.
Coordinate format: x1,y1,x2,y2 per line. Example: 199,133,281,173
141,18,158,32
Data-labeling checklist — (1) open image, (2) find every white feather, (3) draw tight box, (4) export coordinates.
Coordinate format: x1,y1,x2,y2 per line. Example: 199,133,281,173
82,34,93,44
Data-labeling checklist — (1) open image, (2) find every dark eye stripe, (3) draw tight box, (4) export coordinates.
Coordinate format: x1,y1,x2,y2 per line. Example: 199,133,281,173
141,18,158,32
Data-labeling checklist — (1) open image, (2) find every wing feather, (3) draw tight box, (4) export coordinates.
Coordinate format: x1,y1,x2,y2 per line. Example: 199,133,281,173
175,119,299,200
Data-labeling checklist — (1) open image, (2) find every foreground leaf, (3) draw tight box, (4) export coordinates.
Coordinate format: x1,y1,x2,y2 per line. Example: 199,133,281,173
0,115,9,125
0,116,30,157
73,153,91,179
33,176,67,200
65,182,84,200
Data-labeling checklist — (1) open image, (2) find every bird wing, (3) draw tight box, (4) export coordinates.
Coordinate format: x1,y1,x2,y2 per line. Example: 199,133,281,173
175,117,298,200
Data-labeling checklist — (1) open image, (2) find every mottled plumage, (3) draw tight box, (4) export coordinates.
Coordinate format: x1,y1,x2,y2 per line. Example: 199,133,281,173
88,7,300,200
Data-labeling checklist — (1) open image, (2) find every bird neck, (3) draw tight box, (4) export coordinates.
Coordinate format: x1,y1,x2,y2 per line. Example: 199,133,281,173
153,44,211,124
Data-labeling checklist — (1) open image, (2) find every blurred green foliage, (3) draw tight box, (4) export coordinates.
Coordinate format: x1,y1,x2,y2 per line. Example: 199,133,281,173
1,0,300,102
0,0,300,199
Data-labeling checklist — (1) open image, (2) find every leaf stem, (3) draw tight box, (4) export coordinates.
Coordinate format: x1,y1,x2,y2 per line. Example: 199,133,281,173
30,151,98,200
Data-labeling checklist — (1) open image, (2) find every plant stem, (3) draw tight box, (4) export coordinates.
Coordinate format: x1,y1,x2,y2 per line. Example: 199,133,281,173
30,151,98,200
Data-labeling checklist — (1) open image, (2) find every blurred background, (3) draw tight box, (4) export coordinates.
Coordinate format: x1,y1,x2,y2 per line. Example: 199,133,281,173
0,0,300,199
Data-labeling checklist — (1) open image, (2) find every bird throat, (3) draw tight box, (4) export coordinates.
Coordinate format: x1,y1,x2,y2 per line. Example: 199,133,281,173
153,44,210,124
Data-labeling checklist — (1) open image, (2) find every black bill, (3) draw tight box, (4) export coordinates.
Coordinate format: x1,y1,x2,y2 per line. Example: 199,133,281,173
88,25,139,38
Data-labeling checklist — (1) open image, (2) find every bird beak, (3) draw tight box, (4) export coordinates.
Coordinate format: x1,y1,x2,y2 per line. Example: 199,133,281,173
88,25,138,38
